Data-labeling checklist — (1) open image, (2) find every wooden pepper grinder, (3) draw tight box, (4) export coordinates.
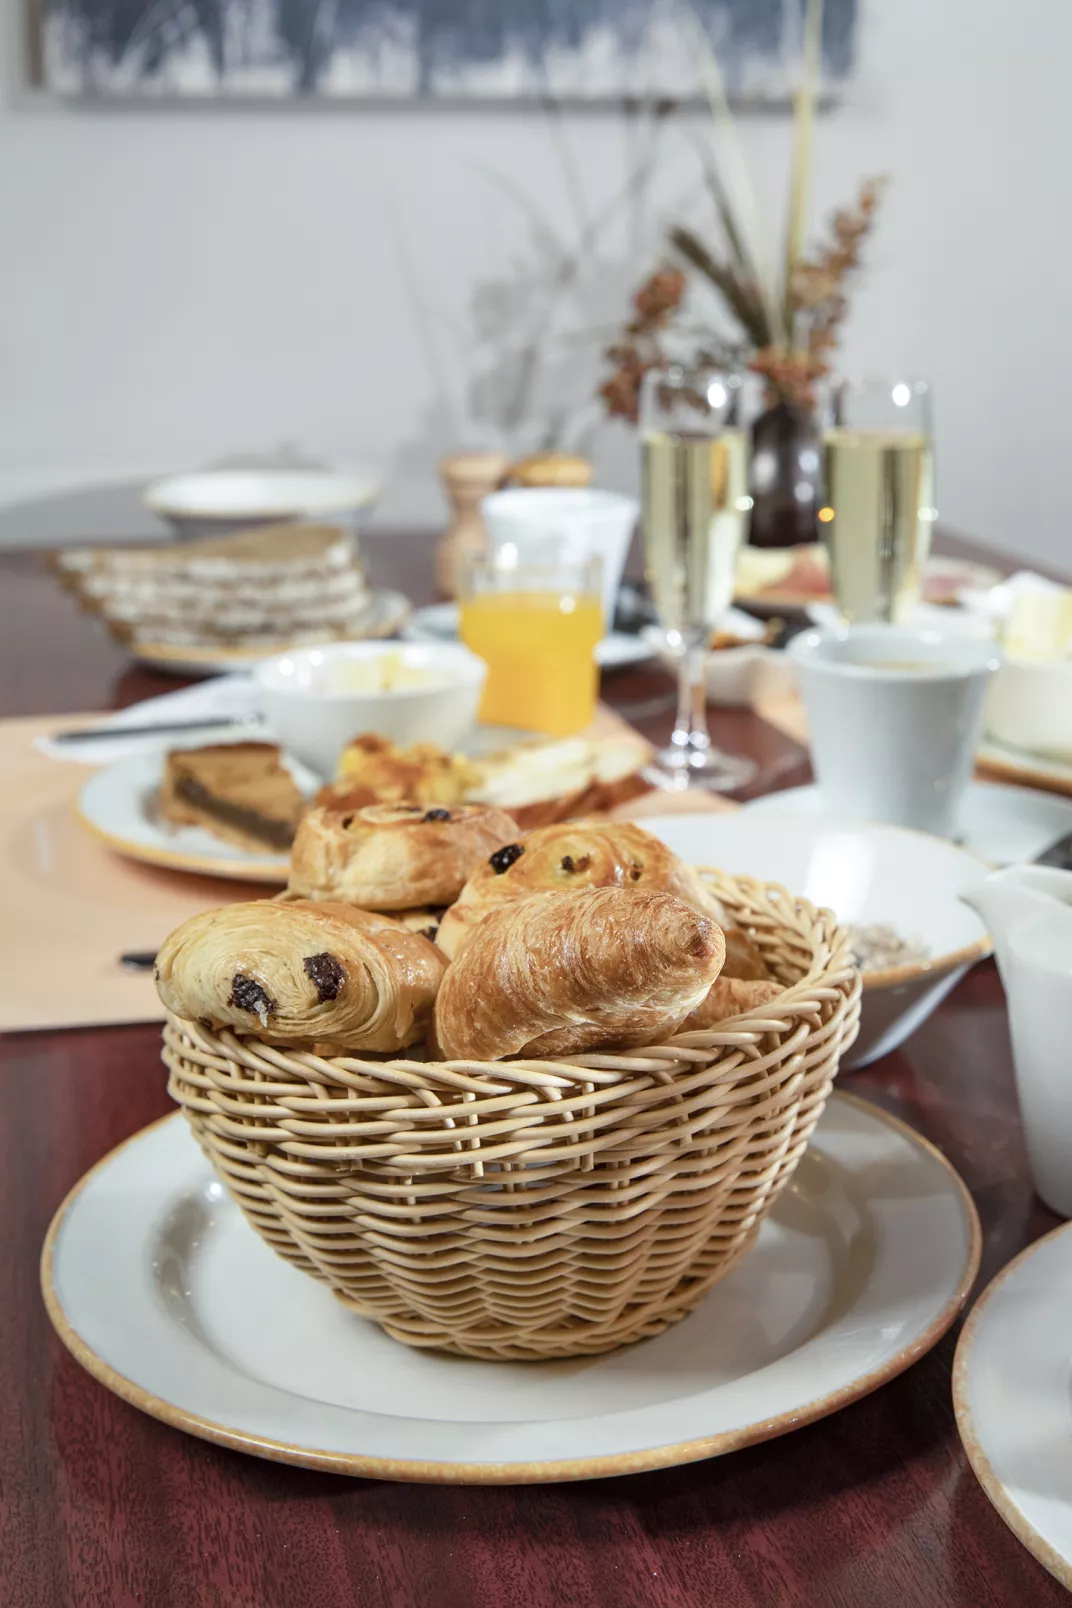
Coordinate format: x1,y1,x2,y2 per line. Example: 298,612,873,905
435,451,510,599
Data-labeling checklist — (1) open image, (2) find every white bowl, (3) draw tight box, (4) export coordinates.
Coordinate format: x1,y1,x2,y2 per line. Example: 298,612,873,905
986,655,1072,760
481,487,638,625
146,468,381,539
254,641,487,778
639,813,992,1070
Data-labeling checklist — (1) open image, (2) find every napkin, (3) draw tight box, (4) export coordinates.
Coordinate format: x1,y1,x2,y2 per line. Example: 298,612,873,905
35,675,264,764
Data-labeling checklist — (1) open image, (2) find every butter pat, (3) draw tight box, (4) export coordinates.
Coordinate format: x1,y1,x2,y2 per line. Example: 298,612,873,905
1004,588,1072,661
323,652,446,694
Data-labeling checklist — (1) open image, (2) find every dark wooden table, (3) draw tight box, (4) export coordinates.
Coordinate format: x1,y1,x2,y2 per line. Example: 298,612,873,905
0,534,1065,1608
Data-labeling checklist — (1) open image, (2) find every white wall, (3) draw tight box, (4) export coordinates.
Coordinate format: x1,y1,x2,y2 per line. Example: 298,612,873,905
0,0,1069,563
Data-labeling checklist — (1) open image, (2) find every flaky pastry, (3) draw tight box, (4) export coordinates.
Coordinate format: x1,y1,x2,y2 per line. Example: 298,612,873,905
287,801,518,911
156,898,445,1052
436,819,720,959
433,887,725,1061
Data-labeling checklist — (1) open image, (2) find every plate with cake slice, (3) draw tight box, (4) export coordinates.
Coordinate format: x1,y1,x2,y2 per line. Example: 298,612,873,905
75,725,656,883
76,741,313,882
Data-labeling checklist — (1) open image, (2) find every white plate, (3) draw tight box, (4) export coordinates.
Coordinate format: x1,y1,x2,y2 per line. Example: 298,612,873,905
132,589,411,678
404,603,653,670
733,551,1002,612
42,1094,979,1484
75,719,606,882
954,1222,1072,1590
740,781,1072,867
76,749,312,883
639,813,991,1068
145,467,381,523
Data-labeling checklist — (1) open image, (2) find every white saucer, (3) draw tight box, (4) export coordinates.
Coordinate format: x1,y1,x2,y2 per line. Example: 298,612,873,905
43,1093,979,1483
954,1223,1072,1590
404,603,653,671
741,781,1072,866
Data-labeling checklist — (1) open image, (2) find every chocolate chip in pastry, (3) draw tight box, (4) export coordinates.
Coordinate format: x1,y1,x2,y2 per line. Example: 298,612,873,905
156,898,446,1052
287,801,519,911
436,819,720,959
433,887,726,1062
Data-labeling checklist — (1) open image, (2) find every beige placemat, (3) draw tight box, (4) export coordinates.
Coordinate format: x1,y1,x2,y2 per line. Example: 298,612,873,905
755,692,809,746
0,716,279,1034
0,707,733,1034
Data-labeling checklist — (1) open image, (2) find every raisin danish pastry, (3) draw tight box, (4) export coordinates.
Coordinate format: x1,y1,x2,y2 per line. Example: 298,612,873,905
155,899,446,1052
286,801,519,912
433,887,726,1061
436,819,720,959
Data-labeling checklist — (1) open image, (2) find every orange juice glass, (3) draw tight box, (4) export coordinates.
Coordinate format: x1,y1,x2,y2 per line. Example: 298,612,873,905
458,554,603,735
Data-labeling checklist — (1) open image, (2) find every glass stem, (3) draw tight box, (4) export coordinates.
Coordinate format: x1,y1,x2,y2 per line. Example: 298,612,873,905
688,643,711,752
670,638,711,757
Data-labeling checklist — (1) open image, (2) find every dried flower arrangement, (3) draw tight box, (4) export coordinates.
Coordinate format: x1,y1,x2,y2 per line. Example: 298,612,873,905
601,0,886,421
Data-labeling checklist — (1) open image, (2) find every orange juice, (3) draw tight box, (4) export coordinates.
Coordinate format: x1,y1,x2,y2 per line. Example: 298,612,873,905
459,590,602,734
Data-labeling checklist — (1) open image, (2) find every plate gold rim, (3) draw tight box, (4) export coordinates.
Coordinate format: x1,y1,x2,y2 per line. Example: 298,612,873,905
41,1091,982,1485
952,1219,1072,1590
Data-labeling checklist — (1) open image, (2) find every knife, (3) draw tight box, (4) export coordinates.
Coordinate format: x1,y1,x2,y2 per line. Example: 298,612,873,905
120,951,159,972
1034,830,1072,870
51,714,263,744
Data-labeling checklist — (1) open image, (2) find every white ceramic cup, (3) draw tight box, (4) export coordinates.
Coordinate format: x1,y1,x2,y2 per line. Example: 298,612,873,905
788,625,1001,838
481,488,638,627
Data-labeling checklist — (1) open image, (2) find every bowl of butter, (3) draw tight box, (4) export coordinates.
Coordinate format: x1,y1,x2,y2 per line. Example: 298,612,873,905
255,642,487,777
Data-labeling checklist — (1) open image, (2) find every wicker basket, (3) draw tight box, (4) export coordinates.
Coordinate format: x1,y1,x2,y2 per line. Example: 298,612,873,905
164,869,860,1361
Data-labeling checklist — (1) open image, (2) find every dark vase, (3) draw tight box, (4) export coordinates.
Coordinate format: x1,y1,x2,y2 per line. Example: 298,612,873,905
747,401,822,548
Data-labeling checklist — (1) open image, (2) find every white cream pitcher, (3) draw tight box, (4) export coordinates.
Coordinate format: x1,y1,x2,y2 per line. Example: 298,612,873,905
962,864,1072,1217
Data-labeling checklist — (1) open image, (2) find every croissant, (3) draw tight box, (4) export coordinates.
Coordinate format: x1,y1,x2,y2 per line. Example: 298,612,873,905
721,927,772,982
434,887,726,1062
155,898,446,1052
436,819,720,959
286,801,519,912
682,976,783,1031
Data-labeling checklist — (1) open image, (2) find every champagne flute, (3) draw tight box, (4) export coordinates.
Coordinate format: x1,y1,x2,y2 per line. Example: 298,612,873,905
640,363,757,791
819,377,937,624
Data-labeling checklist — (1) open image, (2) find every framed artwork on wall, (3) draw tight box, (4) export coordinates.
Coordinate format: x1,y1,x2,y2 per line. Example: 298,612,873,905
29,0,857,103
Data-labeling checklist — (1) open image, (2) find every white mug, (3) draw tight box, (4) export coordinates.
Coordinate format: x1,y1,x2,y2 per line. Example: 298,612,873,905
788,625,1001,838
481,488,638,627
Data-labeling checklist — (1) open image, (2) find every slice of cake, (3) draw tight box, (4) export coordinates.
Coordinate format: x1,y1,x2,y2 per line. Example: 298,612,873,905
159,743,305,853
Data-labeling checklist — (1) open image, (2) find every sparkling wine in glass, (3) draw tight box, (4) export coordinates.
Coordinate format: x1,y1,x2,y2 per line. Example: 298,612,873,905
819,377,937,624
640,364,757,791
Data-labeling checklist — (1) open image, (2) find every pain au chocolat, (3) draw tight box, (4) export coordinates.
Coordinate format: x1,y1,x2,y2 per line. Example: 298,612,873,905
156,898,446,1052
